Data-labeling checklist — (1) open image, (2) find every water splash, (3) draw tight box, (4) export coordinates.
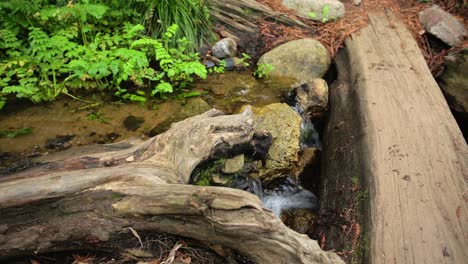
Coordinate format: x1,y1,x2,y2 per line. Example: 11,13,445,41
246,177,318,217
292,105,321,149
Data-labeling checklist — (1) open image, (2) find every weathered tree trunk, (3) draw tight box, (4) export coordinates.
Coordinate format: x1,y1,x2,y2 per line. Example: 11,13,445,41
209,0,308,33
321,11,467,263
0,108,342,264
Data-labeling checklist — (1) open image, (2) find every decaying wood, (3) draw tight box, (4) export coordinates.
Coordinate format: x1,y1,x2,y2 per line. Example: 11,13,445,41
0,107,342,264
322,11,468,263
209,0,309,36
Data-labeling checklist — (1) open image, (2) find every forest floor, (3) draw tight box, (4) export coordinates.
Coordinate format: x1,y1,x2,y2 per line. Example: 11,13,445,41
257,0,467,77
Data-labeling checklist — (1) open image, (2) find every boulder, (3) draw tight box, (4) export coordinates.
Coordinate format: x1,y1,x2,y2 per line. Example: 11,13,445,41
419,5,466,46
211,38,237,59
439,49,468,115
293,78,329,119
282,0,345,22
257,39,330,82
243,103,302,181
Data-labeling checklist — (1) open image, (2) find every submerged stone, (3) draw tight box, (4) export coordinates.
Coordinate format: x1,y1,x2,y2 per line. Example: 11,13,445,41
123,115,145,131
148,98,210,136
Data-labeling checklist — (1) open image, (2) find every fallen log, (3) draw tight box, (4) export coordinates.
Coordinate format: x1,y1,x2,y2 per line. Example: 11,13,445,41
0,107,342,263
321,11,467,263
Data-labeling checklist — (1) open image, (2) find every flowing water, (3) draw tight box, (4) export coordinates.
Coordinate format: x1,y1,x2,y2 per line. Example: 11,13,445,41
246,104,322,218
250,177,318,217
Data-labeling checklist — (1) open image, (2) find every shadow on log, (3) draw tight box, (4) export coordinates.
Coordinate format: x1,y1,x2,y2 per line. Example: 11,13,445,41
0,107,342,264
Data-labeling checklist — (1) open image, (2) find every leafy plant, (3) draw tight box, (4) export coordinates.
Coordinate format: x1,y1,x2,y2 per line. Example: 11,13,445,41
130,24,207,96
241,53,251,67
0,0,215,109
87,111,109,123
322,5,330,23
208,60,226,74
307,12,317,19
141,0,216,53
254,63,274,79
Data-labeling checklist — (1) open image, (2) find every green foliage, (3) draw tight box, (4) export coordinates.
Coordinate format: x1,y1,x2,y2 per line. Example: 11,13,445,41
208,60,226,74
307,5,330,22
322,5,330,23
87,111,109,123
141,0,216,52
307,12,317,19
131,24,207,96
0,128,33,138
0,1,212,109
254,63,274,79
240,53,251,67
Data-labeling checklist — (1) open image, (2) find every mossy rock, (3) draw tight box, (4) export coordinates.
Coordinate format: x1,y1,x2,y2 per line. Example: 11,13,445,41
242,103,302,181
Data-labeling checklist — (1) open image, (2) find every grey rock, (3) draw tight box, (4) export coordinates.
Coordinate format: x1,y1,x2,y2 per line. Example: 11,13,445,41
294,78,329,118
211,38,237,59
282,0,345,22
258,38,330,82
419,5,466,47
222,154,245,174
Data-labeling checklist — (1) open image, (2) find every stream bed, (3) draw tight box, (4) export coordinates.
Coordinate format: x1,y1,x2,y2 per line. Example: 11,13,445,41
0,70,327,255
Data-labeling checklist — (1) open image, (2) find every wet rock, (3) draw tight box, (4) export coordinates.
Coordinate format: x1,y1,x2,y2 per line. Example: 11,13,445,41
282,0,345,22
439,49,468,118
148,98,210,137
224,57,246,70
291,147,320,177
212,38,237,59
222,154,245,174
419,5,466,47
243,103,302,181
281,208,316,234
45,135,75,150
257,39,330,82
293,78,329,119
123,115,145,131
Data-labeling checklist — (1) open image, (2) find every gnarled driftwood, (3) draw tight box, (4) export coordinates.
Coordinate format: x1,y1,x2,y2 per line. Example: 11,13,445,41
0,107,342,264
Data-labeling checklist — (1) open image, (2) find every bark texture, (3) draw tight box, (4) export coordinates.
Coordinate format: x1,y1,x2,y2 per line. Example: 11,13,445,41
0,107,342,264
322,11,468,264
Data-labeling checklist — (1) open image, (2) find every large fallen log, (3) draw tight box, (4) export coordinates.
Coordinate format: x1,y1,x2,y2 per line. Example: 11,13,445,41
321,11,467,263
0,108,342,263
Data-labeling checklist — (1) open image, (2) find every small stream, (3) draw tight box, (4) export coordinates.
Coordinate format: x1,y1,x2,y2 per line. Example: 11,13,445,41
1,71,324,232
249,177,318,217
246,105,322,218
